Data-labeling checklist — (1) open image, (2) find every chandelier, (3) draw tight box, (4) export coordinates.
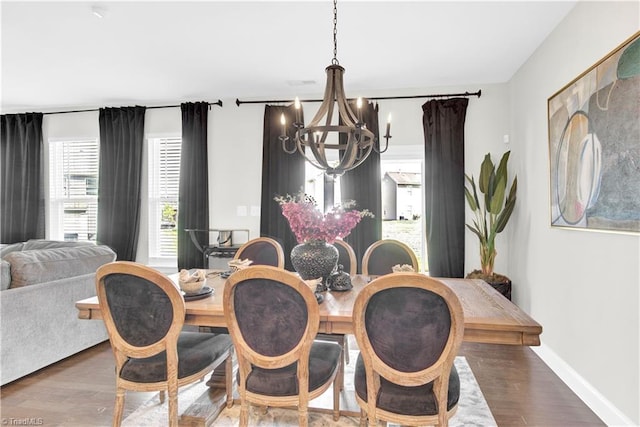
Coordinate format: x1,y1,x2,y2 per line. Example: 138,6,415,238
280,0,391,178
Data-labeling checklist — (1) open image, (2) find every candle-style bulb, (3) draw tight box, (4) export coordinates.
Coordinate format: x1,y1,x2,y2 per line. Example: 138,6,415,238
385,113,391,138
357,97,363,109
294,97,302,124
280,113,286,126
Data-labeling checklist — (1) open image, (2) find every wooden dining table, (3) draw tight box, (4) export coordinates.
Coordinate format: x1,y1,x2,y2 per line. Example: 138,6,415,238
76,272,542,346
75,271,542,425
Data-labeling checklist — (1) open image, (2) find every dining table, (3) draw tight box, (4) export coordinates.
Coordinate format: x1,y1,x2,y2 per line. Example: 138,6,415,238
75,271,542,425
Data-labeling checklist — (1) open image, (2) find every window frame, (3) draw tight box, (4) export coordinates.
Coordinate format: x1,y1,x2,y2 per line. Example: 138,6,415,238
47,137,100,242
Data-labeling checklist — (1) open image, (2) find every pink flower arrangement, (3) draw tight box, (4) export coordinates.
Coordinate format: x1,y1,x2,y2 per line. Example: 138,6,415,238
275,193,373,244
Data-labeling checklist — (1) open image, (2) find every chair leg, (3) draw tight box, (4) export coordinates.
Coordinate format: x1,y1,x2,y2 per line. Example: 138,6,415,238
359,409,366,427
299,404,309,427
239,400,249,427
168,382,179,427
112,388,125,427
344,335,350,365
225,351,234,408
333,354,342,421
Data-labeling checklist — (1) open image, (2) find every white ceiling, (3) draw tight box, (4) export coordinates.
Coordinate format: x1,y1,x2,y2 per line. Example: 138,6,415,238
1,1,577,113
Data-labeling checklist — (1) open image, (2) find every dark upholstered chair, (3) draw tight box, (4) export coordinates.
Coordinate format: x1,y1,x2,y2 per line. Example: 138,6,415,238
361,239,419,276
333,238,357,276
233,237,285,268
223,266,342,426
96,261,234,427
352,272,464,427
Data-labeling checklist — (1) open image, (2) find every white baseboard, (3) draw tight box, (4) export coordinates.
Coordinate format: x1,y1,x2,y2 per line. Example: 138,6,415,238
532,343,636,426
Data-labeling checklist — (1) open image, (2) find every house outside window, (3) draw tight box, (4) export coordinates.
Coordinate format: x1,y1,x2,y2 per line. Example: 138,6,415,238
48,139,99,242
148,137,181,259
381,157,425,271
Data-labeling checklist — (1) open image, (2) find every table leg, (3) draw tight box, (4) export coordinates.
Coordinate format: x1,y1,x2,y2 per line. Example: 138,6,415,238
179,352,236,427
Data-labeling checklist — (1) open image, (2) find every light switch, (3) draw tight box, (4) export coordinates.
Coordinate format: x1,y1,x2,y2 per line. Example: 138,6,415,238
237,205,247,216
250,206,261,216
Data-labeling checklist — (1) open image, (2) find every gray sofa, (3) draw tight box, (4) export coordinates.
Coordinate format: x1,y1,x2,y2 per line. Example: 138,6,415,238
0,240,116,385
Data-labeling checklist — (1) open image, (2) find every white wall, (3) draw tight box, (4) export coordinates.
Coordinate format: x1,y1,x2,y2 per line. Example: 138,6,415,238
508,2,639,425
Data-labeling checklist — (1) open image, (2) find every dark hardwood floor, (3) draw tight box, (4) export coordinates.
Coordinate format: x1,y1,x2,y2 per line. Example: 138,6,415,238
0,340,604,426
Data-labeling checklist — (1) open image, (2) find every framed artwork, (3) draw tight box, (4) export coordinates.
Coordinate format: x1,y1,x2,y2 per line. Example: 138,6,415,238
548,31,640,234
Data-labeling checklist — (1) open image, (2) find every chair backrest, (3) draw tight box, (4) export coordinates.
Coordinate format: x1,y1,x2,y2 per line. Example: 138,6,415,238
333,239,357,276
96,261,184,362
353,272,464,388
223,265,319,373
361,239,419,276
233,237,285,268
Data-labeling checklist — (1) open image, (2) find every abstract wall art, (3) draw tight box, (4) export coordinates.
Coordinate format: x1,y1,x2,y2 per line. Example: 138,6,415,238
548,31,640,234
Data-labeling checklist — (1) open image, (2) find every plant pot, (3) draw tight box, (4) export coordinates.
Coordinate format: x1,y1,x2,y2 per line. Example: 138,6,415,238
291,240,339,290
466,270,512,300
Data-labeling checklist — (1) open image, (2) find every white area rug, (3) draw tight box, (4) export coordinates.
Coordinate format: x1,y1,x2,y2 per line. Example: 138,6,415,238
123,354,496,426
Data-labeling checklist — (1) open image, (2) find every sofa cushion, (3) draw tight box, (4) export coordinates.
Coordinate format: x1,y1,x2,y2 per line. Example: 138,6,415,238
1,260,11,291
0,242,25,259
22,239,95,251
5,245,116,288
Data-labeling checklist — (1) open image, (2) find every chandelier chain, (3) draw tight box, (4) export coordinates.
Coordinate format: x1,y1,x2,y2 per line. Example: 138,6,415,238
332,0,339,65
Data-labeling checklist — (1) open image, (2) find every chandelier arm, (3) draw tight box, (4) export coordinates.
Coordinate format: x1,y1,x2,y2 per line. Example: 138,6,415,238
281,136,298,154
374,134,391,154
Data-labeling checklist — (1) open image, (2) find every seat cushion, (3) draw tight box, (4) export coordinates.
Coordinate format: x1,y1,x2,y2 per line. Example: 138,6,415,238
244,341,341,396
354,353,460,416
119,332,232,383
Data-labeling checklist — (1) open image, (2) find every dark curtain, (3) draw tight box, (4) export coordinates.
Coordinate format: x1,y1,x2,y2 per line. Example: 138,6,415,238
97,106,145,261
260,104,305,271
178,102,209,270
0,113,45,243
340,101,382,272
422,98,468,277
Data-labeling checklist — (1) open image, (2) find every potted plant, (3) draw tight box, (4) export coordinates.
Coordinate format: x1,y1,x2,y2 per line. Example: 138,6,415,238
464,151,517,299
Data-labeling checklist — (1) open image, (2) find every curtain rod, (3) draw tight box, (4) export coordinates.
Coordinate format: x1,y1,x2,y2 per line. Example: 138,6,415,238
40,100,224,116
235,90,481,106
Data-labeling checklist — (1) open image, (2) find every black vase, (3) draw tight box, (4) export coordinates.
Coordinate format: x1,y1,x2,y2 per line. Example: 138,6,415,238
290,240,339,289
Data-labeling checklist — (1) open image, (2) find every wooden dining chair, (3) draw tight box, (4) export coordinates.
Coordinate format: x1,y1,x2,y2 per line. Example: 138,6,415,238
352,272,464,427
96,261,234,427
361,239,419,276
233,237,285,268
224,265,343,426
333,238,358,276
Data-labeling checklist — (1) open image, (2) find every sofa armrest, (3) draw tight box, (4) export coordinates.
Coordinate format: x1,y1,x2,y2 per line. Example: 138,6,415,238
0,273,108,385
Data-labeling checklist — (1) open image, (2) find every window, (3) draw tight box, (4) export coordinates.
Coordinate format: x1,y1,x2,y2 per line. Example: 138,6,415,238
305,153,427,271
381,158,425,271
49,139,99,241
148,137,181,258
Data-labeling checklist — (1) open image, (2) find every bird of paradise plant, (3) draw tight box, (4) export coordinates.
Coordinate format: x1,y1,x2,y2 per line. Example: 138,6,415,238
465,151,517,278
